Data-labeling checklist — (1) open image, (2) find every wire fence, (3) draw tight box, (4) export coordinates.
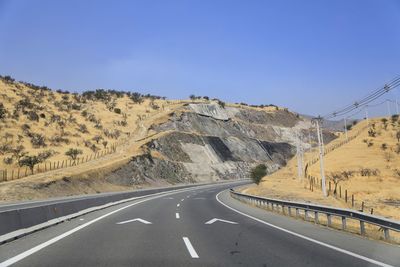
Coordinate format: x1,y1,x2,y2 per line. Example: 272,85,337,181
0,138,128,182
302,121,373,213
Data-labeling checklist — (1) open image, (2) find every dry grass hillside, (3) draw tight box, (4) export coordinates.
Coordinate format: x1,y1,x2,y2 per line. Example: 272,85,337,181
243,116,400,221
0,76,288,202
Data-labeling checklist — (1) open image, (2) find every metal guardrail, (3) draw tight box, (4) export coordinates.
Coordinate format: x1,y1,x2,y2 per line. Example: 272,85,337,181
230,190,400,241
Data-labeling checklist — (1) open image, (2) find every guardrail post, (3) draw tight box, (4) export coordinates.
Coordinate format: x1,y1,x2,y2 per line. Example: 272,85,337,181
296,208,299,217
383,228,390,241
288,207,292,216
304,210,309,220
314,212,319,224
271,203,275,211
341,216,347,230
360,221,366,236
327,214,332,227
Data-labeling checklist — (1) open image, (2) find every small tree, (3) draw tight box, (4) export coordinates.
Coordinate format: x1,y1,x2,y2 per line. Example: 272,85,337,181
250,164,267,185
381,143,388,151
381,118,388,130
92,135,103,144
102,140,108,149
189,94,196,100
65,148,83,160
19,155,42,174
217,100,226,108
328,172,349,195
78,124,89,133
396,131,400,143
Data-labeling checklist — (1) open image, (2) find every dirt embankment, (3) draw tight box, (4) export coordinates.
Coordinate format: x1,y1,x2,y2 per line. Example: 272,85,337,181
243,117,400,221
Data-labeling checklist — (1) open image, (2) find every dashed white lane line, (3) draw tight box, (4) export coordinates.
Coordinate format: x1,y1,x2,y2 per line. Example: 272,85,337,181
183,237,199,258
176,213,180,219
181,198,185,202
177,203,180,207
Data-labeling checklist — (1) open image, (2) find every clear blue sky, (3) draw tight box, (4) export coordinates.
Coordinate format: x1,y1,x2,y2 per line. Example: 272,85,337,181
0,0,399,116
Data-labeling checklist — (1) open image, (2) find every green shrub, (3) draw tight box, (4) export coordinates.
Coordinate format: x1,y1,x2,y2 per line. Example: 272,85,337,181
65,148,83,160
250,164,267,185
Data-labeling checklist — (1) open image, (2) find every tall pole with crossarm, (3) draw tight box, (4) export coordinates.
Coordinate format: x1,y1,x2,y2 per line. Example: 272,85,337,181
312,117,327,197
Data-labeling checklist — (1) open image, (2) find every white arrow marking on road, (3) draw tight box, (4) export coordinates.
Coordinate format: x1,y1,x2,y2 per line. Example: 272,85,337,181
116,218,152,225
205,218,238,225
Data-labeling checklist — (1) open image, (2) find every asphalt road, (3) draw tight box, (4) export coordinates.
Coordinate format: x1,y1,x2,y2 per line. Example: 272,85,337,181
0,181,399,267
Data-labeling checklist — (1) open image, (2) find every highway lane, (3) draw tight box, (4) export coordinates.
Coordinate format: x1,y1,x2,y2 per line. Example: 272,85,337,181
0,181,399,266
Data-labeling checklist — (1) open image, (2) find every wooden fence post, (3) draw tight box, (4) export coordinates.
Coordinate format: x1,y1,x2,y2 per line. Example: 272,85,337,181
345,190,348,203
352,194,354,207
11,170,14,180
17,168,20,179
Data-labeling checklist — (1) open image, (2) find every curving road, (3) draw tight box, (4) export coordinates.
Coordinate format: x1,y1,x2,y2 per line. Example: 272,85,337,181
0,181,399,266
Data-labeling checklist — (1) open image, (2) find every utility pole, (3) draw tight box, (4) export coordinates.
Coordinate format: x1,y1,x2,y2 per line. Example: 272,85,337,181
312,117,327,197
296,131,303,180
344,117,348,141
396,99,399,115
365,106,369,126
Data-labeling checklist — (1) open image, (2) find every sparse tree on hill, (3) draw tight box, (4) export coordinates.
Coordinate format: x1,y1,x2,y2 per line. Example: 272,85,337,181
102,140,108,149
65,148,83,160
19,155,42,174
328,172,349,196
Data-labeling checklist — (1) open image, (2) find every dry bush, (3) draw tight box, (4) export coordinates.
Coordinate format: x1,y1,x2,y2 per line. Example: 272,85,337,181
0,143,13,155
49,135,70,146
360,168,380,177
3,156,13,165
0,103,7,120
30,133,47,148
77,124,89,133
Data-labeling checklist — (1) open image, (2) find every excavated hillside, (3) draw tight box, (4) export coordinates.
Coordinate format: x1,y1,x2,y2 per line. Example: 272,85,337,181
104,103,337,186
0,77,337,201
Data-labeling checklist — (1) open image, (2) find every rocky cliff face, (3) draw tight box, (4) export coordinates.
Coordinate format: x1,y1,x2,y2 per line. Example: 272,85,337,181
105,103,336,186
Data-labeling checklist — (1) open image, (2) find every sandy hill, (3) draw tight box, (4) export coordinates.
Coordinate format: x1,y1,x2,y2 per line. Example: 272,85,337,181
0,77,322,202
243,116,400,221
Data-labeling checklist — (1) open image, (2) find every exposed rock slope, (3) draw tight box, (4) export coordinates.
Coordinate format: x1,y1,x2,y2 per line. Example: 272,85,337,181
105,103,336,185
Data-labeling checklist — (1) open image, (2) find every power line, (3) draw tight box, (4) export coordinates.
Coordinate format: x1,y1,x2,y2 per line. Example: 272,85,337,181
321,76,400,120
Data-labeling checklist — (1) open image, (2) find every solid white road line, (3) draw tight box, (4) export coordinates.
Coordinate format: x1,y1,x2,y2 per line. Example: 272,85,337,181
176,213,180,219
216,191,394,267
183,237,199,258
0,186,212,267
177,203,180,207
